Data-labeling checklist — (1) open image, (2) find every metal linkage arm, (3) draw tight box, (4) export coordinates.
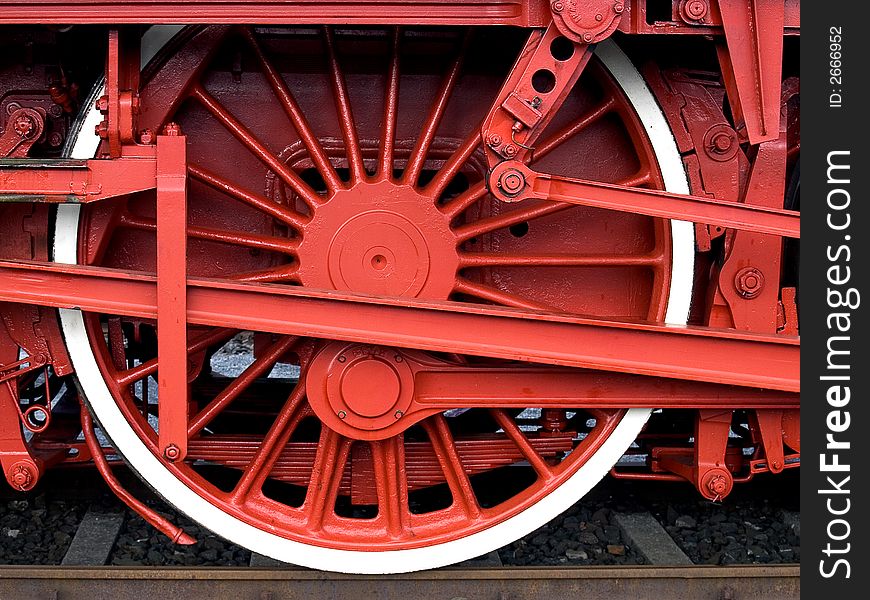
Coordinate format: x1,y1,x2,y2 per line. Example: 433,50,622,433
0,154,157,203
488,161,800,238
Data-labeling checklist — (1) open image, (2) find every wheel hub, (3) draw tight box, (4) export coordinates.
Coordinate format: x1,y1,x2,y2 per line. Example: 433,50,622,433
296,180,459,299
307,342,416,440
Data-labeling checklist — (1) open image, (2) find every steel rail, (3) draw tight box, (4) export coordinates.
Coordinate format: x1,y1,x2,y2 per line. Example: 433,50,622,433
0,259,799,392
0,565,800,599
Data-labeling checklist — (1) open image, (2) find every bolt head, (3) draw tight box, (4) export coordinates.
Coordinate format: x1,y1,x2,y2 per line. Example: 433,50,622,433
735,267,765,299
595,13,603,21
552,1,564,13
394,410,404,419
338,410,347,420
502,144,518,158
163,122,182,137
711,132,733,153
12,114,35,138
139,129,155,145
708,475,728,495
614,3,624,13
583,33,594,43
94,121,109,139
498,168,526,196
686,0,708,20
487,133,503,148
10,465,32,489
95,95,109,113
163,444,181,461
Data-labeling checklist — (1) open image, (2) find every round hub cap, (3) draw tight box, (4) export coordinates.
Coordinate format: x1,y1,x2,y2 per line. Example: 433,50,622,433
296,180,459,299
340,358,401,418
307,343,416,440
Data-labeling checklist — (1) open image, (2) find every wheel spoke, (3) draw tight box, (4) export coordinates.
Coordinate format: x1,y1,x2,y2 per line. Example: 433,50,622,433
323,27,366,184
229,378,309,503
118,213,299,255
453,278,553,311
422,415,480,519
440,179,488,220
459,251,662,268
620,169,652,188
424,126,481,201
304,426,352,531
531,98,616,163
116,328,236,387
242,27,343,194
402,29,471,186
190,84,323,210
370,436,409,536
188,335,298,436
490,409,555,481
377,27,402,181
189,163,308,231
453,201,571,243
229,263,300,283
452,171,650,243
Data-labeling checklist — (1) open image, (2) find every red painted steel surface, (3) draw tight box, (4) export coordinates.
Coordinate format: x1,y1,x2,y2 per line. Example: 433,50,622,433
0,2,800,564
0,259,800,392
0,0,545,24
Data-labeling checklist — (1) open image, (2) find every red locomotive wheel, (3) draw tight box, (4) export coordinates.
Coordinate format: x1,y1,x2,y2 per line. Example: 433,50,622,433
55,26,694,572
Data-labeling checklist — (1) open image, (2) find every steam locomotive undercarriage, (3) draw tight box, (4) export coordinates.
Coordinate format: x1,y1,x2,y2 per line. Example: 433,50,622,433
0,0,799,572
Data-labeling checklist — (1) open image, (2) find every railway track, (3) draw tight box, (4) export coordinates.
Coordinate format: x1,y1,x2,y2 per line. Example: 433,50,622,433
0,564,799,600
0,471,800,598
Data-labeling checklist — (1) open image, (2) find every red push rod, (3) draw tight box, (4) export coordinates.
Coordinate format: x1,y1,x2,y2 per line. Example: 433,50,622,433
489,163,800,238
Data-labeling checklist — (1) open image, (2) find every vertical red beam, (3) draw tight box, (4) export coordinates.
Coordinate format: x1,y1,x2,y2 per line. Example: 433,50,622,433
156,127,188,462
716,0,785,144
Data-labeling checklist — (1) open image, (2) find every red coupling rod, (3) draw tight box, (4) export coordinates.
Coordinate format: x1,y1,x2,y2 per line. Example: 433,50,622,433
80,403,196,545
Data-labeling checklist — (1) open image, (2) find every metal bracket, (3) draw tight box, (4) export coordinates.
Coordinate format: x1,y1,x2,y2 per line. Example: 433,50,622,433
716,0,785,144
155,128,188,462
482,23,593,165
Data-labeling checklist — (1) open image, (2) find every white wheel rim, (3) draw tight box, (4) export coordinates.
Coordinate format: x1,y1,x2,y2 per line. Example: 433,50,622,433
54,29,693,573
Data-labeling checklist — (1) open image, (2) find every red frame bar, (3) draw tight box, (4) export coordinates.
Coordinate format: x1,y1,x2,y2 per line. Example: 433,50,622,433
0,260,799,392
0,0,542,25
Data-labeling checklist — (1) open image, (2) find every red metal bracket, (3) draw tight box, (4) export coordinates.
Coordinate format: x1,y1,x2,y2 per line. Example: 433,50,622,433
155,127,188,462
0,325,42,491
716,0,785,144
658,409,733,500
707,79,795,332
482,23,593,165
0,108,45,158
551,1,625,43
99,29,141,158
